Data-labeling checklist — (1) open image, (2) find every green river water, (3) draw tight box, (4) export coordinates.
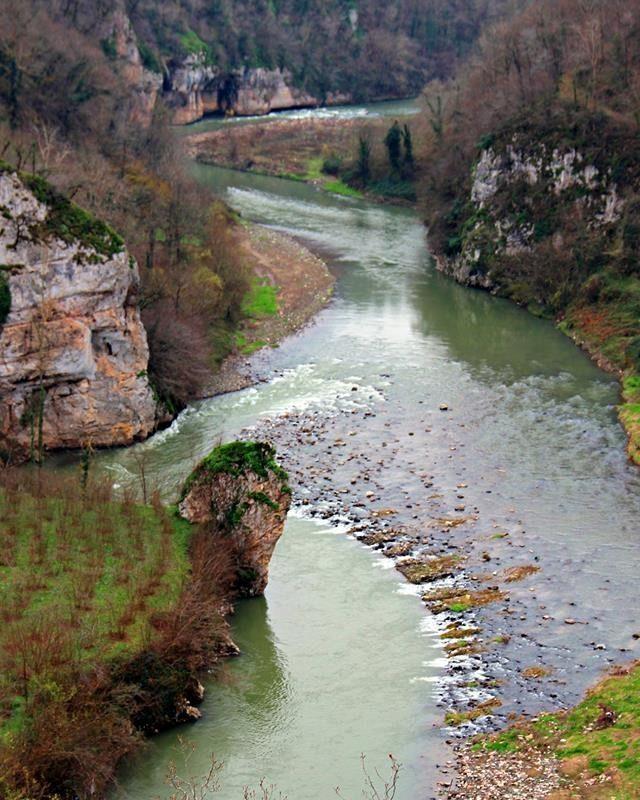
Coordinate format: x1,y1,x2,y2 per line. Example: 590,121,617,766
108,102,640,800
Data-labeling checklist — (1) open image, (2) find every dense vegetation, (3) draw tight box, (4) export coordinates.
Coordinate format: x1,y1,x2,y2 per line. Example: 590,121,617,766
419,0,640,460
0,467,232,799
128,0,525,101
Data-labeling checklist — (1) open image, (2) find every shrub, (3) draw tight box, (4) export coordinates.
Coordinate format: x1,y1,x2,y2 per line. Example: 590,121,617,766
143,302,212,411
322,155,342,175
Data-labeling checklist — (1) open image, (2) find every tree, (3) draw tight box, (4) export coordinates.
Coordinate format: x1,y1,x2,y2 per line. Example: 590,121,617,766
356,134,371,184
402,124,414,170
384,121,402,172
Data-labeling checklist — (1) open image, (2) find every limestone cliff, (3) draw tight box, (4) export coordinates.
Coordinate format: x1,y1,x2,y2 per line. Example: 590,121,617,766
436,137,624,294
99,3,162,126
431,118,640,464
165,56,351,125
179,441,291,597
0,167,158,461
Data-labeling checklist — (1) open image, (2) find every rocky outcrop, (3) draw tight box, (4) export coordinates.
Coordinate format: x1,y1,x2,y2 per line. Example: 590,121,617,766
99,2,162,126
437,138,624,291
0,168,158,461
165,56,351,125
179,441,291,597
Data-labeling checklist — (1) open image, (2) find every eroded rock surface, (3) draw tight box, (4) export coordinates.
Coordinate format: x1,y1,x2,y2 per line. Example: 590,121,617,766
179,441,291,597
166,57,351,124
0,168,158,461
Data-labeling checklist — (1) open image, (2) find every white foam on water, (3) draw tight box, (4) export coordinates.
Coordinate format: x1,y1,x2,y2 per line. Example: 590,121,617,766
396,583,423,596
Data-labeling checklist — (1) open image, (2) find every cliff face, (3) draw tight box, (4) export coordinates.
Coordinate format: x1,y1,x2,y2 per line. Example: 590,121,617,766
166,57,351,124
0,168,158,461
100,4,163,126
436,138,624,294
432,118,640,465
179,441,291,597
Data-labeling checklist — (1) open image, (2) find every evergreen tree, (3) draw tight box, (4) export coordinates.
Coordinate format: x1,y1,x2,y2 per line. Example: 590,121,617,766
402,124,414,170
384,121,402,172
357,135,371,184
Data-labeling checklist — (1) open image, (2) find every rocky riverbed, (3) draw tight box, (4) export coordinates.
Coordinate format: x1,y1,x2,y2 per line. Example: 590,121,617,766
221,340,639,793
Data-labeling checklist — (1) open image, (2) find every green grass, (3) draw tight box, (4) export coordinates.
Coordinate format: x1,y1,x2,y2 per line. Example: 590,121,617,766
0,476,193,739
234,331,267,355
305,157,324,181
22,173,124,258
476,663,640,797
183,441,288,490
179,29,210,56
324,180,363,198
241,277,279,318
448,602,472,613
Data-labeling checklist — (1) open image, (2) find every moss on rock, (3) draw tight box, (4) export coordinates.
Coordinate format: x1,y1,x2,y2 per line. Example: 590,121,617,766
22,172,124,258
182,441,289,500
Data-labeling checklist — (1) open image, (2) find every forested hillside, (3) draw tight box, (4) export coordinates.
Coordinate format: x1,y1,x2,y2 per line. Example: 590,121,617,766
127,0,525,101
420,0,640,461
0,0,251,415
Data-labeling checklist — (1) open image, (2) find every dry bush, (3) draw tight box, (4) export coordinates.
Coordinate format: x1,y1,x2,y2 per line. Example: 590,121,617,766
143,302,212,409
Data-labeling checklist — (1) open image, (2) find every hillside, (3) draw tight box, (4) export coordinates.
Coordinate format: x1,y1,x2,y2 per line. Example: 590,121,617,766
420,0,640,462
2,0,525,125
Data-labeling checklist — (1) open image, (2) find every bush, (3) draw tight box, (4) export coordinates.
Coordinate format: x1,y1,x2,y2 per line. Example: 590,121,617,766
143,302,212,411
321,155,342,176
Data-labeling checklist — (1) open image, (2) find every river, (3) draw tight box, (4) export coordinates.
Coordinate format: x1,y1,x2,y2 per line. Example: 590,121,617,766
110,105,640,799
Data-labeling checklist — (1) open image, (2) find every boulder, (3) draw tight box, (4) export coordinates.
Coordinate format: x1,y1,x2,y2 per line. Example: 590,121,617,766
179,441,291,597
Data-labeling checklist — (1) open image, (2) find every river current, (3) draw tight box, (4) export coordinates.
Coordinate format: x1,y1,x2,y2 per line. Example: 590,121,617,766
109,103,640,800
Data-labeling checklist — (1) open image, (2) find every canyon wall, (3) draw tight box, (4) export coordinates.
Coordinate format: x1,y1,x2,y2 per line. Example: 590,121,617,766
0,167,158,461
165,56,351,125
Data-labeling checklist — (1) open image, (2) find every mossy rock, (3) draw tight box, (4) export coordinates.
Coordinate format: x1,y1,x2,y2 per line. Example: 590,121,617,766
21,172,124,257
181,441,289,501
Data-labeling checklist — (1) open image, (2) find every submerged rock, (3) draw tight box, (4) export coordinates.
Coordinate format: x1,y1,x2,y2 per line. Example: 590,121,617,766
179,441,292,597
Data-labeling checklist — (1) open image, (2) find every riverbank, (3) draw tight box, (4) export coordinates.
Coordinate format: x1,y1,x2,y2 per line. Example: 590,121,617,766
186,114,421,204
444,659,640,799
206,222,334,396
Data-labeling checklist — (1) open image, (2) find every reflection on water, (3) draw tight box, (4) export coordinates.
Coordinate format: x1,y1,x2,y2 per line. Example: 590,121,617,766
116,516,442,800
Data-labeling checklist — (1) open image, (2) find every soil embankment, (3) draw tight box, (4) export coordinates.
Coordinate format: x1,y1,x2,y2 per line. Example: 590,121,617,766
187,116,372,177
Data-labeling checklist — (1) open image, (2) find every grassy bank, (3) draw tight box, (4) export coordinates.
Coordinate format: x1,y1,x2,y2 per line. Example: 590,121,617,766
205,224,334,395
0,468,231,799
558,273,640,465
186,115,424,204
468,661,640,799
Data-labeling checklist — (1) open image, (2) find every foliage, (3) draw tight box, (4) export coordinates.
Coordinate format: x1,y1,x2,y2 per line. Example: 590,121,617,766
126,0,522,103
384,121,402,172
321,154,342,176
419,0,640,462
183,441,288,495
0,467,236,799
137,39,162,74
